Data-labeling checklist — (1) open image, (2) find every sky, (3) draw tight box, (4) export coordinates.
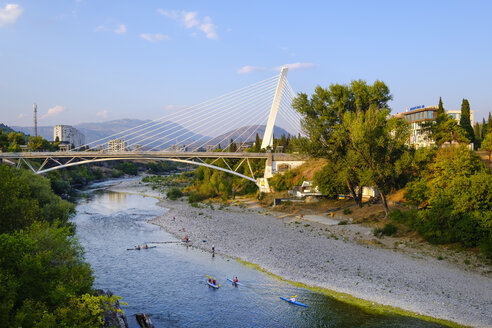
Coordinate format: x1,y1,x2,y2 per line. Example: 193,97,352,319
1,0,492,128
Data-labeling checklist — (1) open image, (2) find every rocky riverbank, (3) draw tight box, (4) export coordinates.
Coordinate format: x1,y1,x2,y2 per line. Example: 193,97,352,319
109,179,492,328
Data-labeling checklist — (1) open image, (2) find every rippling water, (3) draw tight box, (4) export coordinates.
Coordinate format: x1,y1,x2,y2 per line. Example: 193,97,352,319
73,180,450,328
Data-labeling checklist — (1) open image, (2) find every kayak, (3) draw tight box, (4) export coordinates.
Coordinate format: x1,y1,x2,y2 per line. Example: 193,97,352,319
126,246,157,250
227,278,244,286
207,281,220,289
280,297,309,307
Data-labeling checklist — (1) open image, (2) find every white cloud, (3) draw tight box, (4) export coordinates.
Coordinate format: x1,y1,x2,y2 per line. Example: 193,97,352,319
96,110,109,118
157,9,178,19
158,9,218,40
277,62,316,71
17,113,24,119
237,66,267,74
95,23,127,35
182,11,199,28
199,16,218,40
114,24,126,34
41,105,66,119
140,33,170,43
0,4,23,27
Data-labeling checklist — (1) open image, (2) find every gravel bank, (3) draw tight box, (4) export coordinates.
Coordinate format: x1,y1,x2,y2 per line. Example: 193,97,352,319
109,179,492,327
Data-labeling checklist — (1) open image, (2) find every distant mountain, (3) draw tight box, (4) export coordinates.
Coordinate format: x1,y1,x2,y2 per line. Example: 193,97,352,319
12,120,291,150
13,119,207,149
0,123,17,135
204,125,291,147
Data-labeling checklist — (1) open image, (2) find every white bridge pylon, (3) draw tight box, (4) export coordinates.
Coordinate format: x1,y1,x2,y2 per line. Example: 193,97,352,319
261,67,288,149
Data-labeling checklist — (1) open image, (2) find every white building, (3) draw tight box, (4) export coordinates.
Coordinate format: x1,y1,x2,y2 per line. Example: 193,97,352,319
393,106,474,148
107,138,127,152
53,125,85,149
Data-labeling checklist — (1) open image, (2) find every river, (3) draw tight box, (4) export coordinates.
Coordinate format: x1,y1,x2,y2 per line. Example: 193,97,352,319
73,179,450,328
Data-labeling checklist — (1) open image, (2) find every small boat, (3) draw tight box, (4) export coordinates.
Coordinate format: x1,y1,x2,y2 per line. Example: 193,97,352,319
207,281,220,289
226,278,244,286
126,246,157,250
280,297,309,307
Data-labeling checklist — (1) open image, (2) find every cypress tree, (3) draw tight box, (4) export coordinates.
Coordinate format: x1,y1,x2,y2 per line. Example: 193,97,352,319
459,99,474,143
488,112,492,132
437,97,445,115
483,118,488,139
255,133,261,152
474,122,482,148
435,97,446,126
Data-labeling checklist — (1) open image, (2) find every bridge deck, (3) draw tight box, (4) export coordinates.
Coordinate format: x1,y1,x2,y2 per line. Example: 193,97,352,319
0,151,305,161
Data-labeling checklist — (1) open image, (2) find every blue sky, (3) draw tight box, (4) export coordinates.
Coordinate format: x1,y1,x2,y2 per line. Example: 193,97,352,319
1,0,491,127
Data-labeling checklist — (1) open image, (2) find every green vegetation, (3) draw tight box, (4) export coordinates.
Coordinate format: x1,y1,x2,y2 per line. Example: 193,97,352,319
166,187,183,200
481,131,492,162
293,80,409,215
294,81,492,257
399,146,492,256
459,99,474,143
0,165,121,326
374,223,398,237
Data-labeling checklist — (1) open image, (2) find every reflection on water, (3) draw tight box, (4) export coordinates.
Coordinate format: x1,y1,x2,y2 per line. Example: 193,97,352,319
107,191,127,204
73,184,450,328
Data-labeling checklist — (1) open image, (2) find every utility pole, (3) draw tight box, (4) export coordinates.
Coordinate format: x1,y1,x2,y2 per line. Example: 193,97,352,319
33,103,38,137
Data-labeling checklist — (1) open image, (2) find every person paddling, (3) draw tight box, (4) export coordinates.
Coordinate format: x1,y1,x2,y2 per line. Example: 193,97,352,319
233,277,238,283
289,295,297,302
136,245,141,250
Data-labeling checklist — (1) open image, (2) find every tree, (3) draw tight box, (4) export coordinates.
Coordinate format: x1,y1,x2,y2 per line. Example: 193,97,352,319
344,106,410,215
27,136,44,151
481,132,492,162
254,133,261,152
437,97,445,116
293,80,392,208
483,118,488,139
428,98,469,147
0,131,8,151
474,122,482,148
459,99,474,144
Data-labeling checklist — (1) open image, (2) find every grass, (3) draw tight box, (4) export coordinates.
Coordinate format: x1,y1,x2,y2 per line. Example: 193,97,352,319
234,258,468,328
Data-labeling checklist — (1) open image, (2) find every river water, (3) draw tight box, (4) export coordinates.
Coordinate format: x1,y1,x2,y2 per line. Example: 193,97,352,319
73,180,449,328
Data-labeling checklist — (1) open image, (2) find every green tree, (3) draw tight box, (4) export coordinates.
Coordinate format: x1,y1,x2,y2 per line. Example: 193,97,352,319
459,99,474,144
481,132,492,162
0,166,74,234
27,136,44,151
402,146,491,254
344,106,410,215
428,99,468,147
0,131,8,151
7,132,25,146
474,122,482,148
293,80,392,208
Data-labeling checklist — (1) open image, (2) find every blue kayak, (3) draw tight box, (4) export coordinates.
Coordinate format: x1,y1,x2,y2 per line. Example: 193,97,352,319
280,297,309,307
207,281,220,289
227,278,244,286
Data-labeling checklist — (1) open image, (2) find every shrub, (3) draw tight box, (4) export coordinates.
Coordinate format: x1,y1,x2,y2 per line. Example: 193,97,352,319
374,223,397,237
343,208,352,215
166,187,183,200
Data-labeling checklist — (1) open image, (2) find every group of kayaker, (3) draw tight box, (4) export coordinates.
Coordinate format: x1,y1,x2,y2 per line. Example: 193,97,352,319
135,244,149,250
208,277,217,285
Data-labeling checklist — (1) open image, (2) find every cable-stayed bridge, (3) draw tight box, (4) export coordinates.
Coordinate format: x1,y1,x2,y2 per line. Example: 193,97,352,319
1,68,306,192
